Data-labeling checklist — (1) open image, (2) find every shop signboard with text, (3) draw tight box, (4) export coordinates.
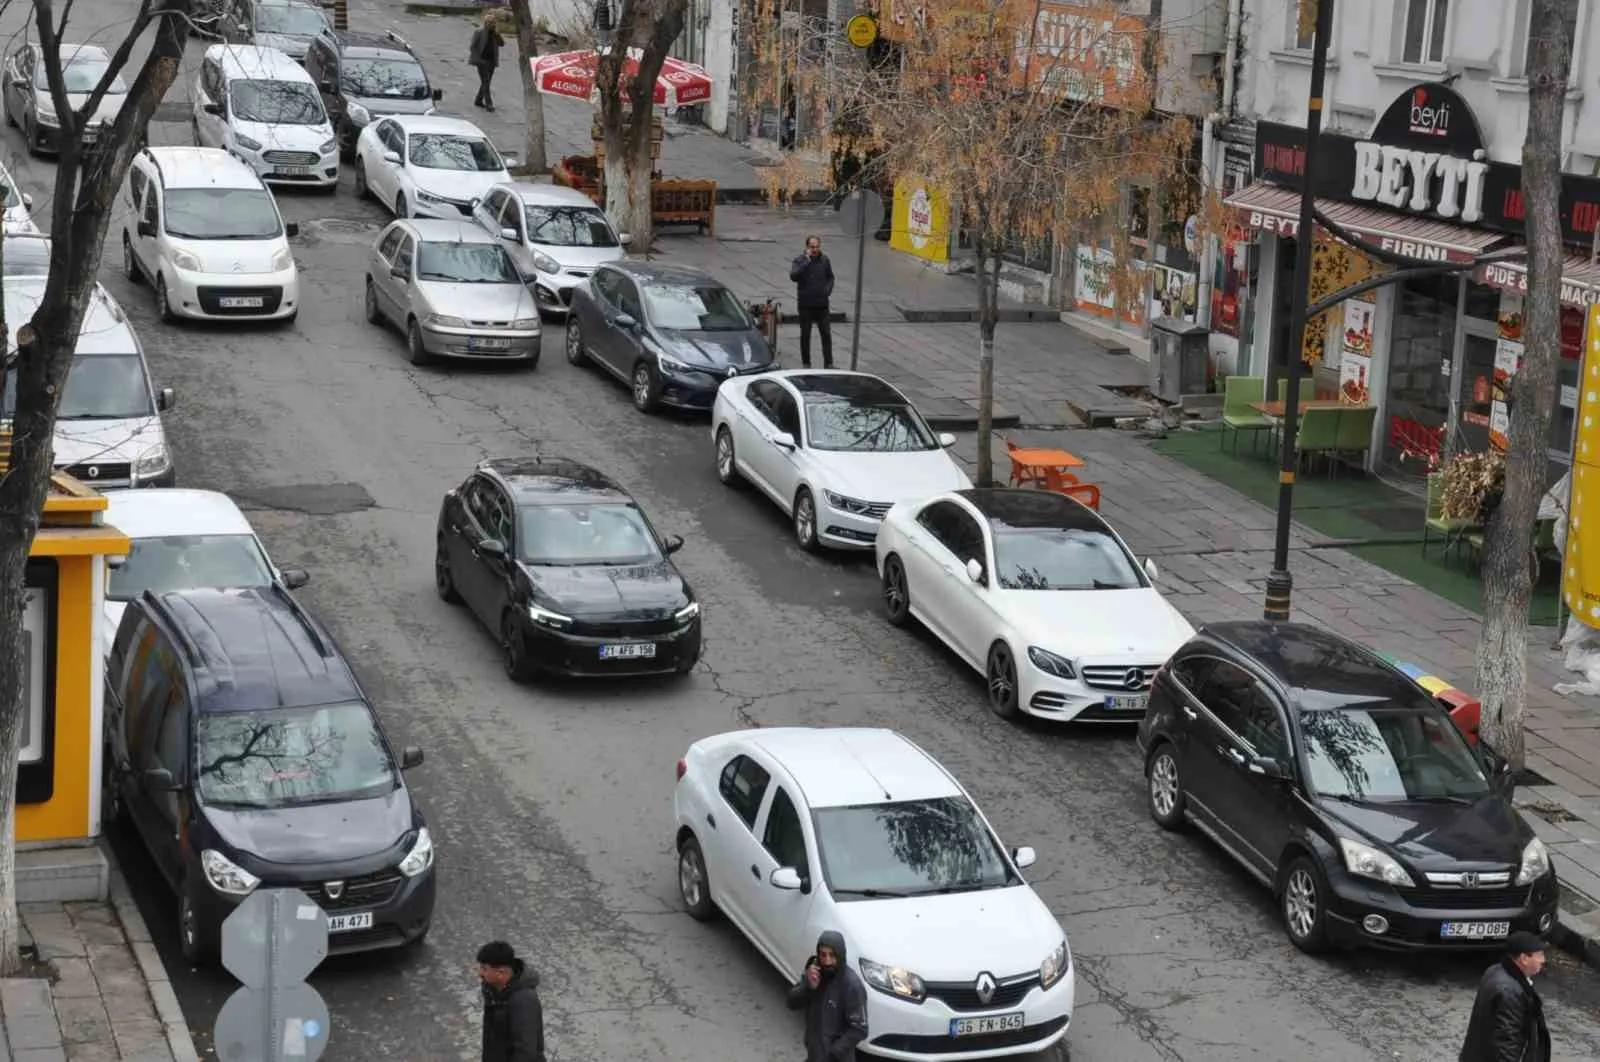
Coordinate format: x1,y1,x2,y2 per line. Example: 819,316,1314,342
1012,0,1151,106
889,178,952,263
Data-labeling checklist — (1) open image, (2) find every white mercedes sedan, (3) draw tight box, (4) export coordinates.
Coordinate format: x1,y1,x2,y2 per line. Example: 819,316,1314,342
875,488,1195,722
673,726,1074,1060
711,370,971,551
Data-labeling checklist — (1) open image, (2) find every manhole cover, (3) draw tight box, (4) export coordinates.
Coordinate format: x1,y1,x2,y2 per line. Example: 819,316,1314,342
234,482,376,516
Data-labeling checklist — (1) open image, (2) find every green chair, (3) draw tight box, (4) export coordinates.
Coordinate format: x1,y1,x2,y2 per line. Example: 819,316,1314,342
1222,376,1271,453
1293,407,1341,471
1275,377,1318,403
1333,405,1378,474
1422,471,1474,558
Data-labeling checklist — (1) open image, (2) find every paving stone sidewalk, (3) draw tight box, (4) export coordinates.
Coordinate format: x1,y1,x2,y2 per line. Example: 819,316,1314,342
1,863,198,1062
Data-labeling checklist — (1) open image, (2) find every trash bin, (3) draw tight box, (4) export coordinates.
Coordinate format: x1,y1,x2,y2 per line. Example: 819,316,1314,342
1149,318,1209,404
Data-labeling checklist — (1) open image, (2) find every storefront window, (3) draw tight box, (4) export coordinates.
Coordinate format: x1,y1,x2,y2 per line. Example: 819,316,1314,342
1382,275,1456,472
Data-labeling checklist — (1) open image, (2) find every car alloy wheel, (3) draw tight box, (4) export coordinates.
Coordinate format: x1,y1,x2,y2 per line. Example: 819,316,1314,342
1282,857,1329,953
501,612,535,684
678,837,714,921
793,488,818,552
881,556,910,626
122,234,142,284
354,159,368,199
156,276,176,323
24,115,39,156
714,427,740,486
986,641,1020,720
434,542,461,604
565,317,587,365
631,362,659,413
406,319,430,366
364,279,382,325
1147,745,1186,829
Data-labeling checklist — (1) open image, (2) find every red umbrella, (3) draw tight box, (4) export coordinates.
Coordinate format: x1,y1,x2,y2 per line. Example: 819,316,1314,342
530,48,713,108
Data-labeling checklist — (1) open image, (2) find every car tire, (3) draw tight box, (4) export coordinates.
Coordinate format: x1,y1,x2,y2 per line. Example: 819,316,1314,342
565,317,588,366
354,159,369,199
406,318,430,366
986,640,1021,720
792,487,819,552
434,540,461,604
178,883,215,966
122,234,142,284
1281,855,1331,954
881,554,911,627
501,611,537,684
714,427,742,487
23,115,40,157
1146,742,1187,830
364,278,383,326
631,361,659,413
395,192,409,219
156,276,177,324
677,836,715,921
190,116,200,145
101,760,126,830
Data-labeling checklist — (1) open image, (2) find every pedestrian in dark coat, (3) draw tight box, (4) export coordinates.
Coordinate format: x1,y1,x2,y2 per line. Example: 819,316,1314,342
786,929,868,1062
478,940,547,1062
470,13,504,111
1459,931,1552,1062
789,235,835,368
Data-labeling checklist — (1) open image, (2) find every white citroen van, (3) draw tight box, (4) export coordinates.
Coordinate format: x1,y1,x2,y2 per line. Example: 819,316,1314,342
120,147,301,323
193,44,338,188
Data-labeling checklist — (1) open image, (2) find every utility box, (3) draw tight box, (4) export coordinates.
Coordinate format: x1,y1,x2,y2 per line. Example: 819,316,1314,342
1149,318,1210,404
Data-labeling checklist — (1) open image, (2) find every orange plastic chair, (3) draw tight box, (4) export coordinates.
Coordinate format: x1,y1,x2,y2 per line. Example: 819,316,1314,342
1039,467,1100,509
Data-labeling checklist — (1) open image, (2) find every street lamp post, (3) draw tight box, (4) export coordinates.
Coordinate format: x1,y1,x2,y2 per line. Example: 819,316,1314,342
1263,0,1336,622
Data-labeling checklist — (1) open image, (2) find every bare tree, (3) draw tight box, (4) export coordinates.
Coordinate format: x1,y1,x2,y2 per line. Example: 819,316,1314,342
594,0,688,248
0,0,191,973
504,0,549,173
1474,0,1575,771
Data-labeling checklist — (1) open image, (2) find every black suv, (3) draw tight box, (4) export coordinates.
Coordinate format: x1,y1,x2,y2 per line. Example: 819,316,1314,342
1136,621,1559,955
104,586,435,963
306,29,442,160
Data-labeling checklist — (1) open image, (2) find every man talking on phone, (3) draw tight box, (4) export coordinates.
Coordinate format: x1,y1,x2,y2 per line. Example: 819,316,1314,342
786,930,868,1061
789,235,835,368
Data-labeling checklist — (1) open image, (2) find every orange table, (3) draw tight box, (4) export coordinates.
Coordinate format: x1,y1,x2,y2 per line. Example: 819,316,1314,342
1008,447,1085,486
1251,400,1366,417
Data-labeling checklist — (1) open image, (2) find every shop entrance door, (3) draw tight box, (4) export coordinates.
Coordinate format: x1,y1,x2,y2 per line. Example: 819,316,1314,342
1454,325,1500,454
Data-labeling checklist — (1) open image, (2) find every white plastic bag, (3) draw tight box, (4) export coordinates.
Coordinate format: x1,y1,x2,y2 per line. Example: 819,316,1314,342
1553,615,1600,697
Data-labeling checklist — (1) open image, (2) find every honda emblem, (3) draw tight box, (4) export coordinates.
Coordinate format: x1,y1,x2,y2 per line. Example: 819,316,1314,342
1460,872,1481,888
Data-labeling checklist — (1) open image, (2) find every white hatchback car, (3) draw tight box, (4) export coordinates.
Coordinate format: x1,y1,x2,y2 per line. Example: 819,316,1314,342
354,114,510,221
121,146,300,323
469,182,628,316
192,44,339,188
875,488,1195,723
712,371,971,551
674,727,1074,1060
0,159,37,232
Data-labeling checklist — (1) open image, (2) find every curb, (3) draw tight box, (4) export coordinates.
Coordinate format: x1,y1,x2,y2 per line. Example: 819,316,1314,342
1551,914,1600,969
1551,880,1600,970
104,843,201,1062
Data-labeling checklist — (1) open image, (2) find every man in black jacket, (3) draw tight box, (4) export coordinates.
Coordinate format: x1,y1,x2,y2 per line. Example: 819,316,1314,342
479,941,546,1062
469,13,503,111
1459,931,1552,1062
790,235,835,368
786,929,868,1062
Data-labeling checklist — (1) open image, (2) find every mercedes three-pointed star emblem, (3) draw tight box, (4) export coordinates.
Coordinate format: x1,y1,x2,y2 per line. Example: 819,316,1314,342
974,971,997,1006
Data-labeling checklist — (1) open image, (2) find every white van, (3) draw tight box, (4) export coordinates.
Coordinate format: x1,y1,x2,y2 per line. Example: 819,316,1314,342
192,44,338,188
120,146,301,323
2,275,175,487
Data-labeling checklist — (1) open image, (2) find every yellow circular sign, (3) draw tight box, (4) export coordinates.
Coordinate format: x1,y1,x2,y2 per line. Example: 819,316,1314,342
846,14,879,48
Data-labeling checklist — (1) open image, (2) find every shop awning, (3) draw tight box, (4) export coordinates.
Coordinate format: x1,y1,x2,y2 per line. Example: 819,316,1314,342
1226,183,1508,265
1476,254,1600,308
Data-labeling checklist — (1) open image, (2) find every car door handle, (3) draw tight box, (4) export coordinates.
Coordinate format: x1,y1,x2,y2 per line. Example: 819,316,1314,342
1223,746,1246,766
1181,705,1197,720
750,864,761,880
705,812,716,829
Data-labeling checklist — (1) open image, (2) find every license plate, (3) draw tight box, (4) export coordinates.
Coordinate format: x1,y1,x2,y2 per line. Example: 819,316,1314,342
327,911,373,933
218,296,265,309
468,337,513,350
276,165,312,176
1441,920,1511,940
1104,694,1148,711
950,1013,1024,1037
599,643,657,660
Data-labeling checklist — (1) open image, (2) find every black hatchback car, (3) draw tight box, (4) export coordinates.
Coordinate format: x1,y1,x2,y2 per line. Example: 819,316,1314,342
435,456,703,680
564,261,775,414
105,586,435,963
305,29,442,160
1136,621,1558,954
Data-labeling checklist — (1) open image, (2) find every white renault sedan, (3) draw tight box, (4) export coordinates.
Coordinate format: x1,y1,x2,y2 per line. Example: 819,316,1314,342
712,371,971,551
354,114,510,221
674,727,1073,1060
875,488,1195,722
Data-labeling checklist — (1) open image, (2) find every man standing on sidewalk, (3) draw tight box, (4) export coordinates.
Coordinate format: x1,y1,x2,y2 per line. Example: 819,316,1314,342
790,235,835,369
470,12,503,112
1458,931,1551,1062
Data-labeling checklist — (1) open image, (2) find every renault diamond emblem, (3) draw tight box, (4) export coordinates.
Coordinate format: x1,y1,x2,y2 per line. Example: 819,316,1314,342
325,881,345,900
726,365,738,378
85,465,100,479
1124,668,1144,690
1460,871,1481,888
974,972,996,1006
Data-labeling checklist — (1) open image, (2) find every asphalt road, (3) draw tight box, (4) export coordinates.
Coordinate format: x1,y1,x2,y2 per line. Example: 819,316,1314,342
6,4,1600,1061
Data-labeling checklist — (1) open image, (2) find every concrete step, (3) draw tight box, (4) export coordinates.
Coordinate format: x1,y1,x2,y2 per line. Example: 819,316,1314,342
16,846,108,904
896,304,1058,324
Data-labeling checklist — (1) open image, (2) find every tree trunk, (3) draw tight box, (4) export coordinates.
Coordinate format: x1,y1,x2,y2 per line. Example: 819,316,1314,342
507,0,548,173
623,99,655,248
1475,0,1572,772
974,241,1000,488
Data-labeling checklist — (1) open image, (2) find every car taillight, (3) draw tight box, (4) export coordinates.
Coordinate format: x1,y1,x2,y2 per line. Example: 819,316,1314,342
676,758,687,780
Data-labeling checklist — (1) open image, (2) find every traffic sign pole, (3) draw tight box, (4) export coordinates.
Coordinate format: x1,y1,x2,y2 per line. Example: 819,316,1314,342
216,888,332,1062
839,189,884,371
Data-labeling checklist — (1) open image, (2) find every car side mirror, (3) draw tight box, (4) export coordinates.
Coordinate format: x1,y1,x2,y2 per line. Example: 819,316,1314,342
144,767,179,792
619,233,633,246
400,746,424,770
1144,557,1159,582
382,150,401,165
938,432,956,448
612,312,636,330
237,21,250,32
1248,756,1288,780
203,102,223,116
137,220,156,238
285,222,300,238
500,227,518,241
1480,742,1515,794
107,554,128,570
770,866,804,890
965,558,984,583
1012,845,1036,869
771,431,796,450
21,192,30,209
478,539,506,558
157,387,175,411
663,534,684,555
391,263,409,280
281,568,310,590
432,87,444,101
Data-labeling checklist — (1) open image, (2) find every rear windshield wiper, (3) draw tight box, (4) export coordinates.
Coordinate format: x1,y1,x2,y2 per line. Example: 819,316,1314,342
832,887,909,898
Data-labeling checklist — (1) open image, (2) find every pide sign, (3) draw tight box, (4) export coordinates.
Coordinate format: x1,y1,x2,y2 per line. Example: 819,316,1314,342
1478,262,1600,307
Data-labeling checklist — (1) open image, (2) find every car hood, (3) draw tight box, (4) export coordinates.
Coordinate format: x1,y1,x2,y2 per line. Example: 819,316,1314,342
831,887,1065,981
412,168,509,205
521,560,688,619
206,790,413,865
234,117,333,151
1322,795,1535,869
1000,587,1194,662
4,205,39,234
64,93,125,126
655,328,773,370
351,94,435,117
805,448,971,503
416,281,537,321
54,417,162,465
535,242,625,272
253,33,313,59
168,235,288,275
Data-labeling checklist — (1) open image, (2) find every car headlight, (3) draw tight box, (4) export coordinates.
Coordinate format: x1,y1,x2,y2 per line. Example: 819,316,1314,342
859,957,925,1003
511,317,541,330
674,601,700,623
171,249,203,271
270,248,293,272
134,445,170,478
234,133,262,152
348,103,371,125
36,102,57,126
1027,646,1077,680
656,352,689,374
1039,938,1070,990
1515,837,1551,885
823,491,882,517
1339,837,1415,887
416,188,445,205
201,848,260,897
528,604,572,629
397,827,434,877
532,251,561,274
319,138,338,155
425,313,467,328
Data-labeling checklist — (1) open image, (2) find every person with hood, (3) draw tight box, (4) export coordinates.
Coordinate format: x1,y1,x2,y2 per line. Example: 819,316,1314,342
469,12,504,112
478,940,546,1062
786,929,868,1062
1459,931,1552,1062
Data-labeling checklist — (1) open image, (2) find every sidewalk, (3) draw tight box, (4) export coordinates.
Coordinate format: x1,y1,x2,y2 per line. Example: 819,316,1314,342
2,861,198,1061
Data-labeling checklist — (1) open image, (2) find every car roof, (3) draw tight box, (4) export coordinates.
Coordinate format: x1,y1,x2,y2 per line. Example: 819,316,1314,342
601,260,719,285
146,587,360,712
101,490,254,540
333,29,416,57
478,457,634,505
777,371,907,405
386,114,487,136
744,728,962,808
4,280,136,356
502,182,602,208
141,146,264,190
207,44,310,81
58,43,111,62
956,487,1108,532
395,219,497,244
3,234,52,277
1197,621,1423,706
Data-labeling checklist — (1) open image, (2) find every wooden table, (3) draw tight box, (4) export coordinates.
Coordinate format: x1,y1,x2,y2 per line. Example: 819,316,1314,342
1250,400,1367,417
1008,447,1085,486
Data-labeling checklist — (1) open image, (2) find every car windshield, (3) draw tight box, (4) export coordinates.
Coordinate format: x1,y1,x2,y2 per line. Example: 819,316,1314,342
4,238,51,275
38,57,126,93
991,525,1144,590
195,702,398,809
806,400,938,452
407,134,502,171
518,504,662,566
524,205,618,247
255,2,329,36
3,354,153,419
1300,703,1492,802
163,189,282,240
341,57,429,99
107,534,273,601
416,242,520,283
229,79,325,125
813,796,1019,897
642,283,749,331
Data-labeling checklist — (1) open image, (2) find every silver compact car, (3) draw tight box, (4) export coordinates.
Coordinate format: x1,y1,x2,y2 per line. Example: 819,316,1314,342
364,219,542,366
470,182,628,317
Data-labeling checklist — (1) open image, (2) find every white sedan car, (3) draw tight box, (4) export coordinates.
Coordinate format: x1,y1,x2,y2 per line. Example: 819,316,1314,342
875,488,1195,722
712,370,972,551
353,113,510,221
0,159,37,232
674,727,1074,1060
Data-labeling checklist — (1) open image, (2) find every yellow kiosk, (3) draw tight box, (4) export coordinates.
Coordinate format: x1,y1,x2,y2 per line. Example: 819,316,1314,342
8,447,130,902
